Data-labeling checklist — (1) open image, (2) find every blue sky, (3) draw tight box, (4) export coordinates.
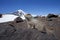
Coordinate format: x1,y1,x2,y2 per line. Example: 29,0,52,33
0,0,60,15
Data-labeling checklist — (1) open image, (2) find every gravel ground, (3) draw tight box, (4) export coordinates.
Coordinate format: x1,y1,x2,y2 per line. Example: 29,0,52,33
0,17,60,40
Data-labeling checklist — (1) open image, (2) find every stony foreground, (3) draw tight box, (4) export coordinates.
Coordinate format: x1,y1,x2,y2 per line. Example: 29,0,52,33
0,24,57,40
0,17,60,40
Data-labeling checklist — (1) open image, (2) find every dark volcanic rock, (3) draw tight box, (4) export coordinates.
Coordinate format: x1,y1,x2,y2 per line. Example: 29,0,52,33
0,14,2,18
47,14,58,18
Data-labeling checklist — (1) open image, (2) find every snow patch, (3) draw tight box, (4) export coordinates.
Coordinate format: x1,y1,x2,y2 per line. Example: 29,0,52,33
0,14,18,23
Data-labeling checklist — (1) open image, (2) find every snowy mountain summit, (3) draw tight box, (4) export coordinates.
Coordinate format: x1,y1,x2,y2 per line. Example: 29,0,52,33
13,9,26,15
0,9,26,23
0,9,37,23
13,9,26,20
17,9,26,14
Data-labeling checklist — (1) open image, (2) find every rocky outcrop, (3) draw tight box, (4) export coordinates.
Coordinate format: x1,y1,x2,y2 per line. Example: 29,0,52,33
0,14,2,18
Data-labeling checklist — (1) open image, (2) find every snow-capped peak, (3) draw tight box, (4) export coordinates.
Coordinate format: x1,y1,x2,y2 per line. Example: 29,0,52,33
17,9,26,20
12,9,26,15
0,9,27,23
17,9,26,15
12,9,26,20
